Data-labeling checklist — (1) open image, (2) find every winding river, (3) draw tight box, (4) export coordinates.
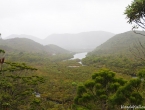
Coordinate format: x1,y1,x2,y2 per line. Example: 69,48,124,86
68,52,88,67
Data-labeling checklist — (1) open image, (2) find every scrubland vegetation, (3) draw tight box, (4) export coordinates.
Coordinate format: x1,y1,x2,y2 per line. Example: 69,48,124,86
1,0,145,109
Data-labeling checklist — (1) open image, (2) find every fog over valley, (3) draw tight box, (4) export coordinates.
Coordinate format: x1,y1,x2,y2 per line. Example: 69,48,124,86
4,31,114,52
0,0,133,52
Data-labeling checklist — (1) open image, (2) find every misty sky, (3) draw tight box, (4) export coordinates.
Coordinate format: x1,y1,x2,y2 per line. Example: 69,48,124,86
0,0,133,39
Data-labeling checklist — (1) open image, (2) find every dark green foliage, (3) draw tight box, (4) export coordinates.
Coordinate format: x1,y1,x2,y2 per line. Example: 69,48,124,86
0,49,44,110
138,69,145,78
110,78,143,108
125,0,145,30
0,49,5,54
74,69,145,110
74,69,126,110
129,92,143,105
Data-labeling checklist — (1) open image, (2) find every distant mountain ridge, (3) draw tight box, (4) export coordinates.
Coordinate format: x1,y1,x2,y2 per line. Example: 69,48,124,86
43,31,114,51
5,31,115,52
5,34,44,44
0,38,69,54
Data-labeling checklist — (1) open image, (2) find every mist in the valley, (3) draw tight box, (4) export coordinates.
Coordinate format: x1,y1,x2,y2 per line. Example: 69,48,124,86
5,31,114,52
0,0,133,52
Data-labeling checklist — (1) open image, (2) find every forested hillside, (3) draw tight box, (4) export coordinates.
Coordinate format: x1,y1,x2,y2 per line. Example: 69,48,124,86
89,31,145,56
1,31,145,110
82,31,145,75
5,31,114,52
1,0,145,109
0,38,70,54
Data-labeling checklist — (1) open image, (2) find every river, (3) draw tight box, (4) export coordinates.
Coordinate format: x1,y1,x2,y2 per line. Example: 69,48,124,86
67,52,88,67
70,52,88,60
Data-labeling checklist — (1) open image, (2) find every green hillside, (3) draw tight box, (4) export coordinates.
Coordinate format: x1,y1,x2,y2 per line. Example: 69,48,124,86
44,44,69,54
0,38,44,53
82,31,145,75
1,31,145,110
0,38,69,54
89,31,145,56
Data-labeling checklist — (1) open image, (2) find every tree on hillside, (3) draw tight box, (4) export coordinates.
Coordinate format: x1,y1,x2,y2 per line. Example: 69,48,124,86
74,69,126,110
110,78,143,109
125,0,145,35
0,49,45,110
125,0,145,62
74,69,144,110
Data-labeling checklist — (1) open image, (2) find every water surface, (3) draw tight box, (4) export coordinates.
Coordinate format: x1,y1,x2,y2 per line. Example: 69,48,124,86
70,52,87,60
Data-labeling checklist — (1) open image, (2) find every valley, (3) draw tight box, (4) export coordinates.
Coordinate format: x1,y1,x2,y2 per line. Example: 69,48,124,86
1,31,145,110
4,31,114,52
1,0,145,110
